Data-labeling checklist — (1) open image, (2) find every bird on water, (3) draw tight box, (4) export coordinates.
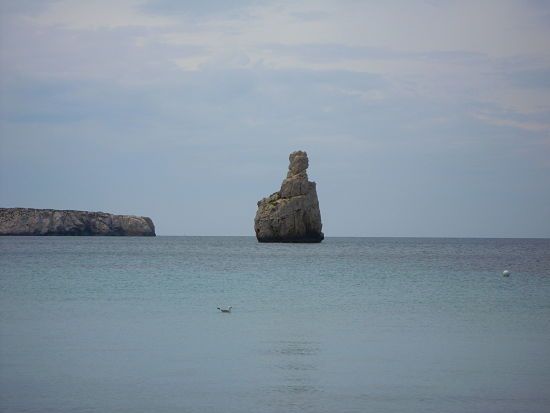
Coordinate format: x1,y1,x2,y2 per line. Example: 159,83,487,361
217,306,232,313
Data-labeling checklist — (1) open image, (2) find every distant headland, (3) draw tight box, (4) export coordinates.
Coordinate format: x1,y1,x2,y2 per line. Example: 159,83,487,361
0,208,155,236
254,150,324,243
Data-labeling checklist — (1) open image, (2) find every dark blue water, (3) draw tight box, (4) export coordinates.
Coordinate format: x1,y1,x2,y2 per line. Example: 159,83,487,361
1,237,549,412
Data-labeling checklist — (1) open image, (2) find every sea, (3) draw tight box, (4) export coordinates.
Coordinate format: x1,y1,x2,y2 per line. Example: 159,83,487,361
1,236,549,413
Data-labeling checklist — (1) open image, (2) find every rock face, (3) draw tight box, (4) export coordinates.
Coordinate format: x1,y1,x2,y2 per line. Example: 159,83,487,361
0,208,155,236
254,151,324,243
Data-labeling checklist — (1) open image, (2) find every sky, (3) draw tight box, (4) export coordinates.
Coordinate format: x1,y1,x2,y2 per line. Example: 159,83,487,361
0,0,549,237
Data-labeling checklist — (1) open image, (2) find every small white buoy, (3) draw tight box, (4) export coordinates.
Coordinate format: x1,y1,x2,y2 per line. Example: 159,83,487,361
502,270,510,277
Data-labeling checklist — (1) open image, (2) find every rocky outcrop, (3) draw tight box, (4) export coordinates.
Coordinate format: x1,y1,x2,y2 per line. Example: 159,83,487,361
254,151,323,243
0,208,155,236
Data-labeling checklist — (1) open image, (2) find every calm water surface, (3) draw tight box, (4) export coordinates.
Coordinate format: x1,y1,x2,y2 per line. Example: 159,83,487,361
1,237,550,412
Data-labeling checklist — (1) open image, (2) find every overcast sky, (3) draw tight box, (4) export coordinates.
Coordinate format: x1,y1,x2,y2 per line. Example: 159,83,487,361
1,0,549,237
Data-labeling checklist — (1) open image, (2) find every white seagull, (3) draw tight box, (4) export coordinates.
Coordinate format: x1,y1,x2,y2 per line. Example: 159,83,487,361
217,306,232,313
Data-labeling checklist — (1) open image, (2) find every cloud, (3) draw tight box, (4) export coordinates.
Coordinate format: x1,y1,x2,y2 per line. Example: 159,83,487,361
27,0,173,29
0,20,203,82
474,110,550,134
141,0,268,17
506,67,550,89
1,0,549,236
0,0,59,16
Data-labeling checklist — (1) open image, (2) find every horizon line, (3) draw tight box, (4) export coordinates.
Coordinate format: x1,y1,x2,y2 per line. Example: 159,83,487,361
155,235,550,240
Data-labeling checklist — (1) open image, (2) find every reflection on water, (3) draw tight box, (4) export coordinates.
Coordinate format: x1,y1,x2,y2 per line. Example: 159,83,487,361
272,384,319,394
265,340,322,410
276,361,316,372
269,340,320,357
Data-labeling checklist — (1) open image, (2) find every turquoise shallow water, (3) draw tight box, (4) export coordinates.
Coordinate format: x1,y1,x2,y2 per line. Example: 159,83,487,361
1,236,550,412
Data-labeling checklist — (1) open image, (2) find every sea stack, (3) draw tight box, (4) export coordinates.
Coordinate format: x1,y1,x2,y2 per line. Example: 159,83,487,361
254,151,324,243
0,208,156,236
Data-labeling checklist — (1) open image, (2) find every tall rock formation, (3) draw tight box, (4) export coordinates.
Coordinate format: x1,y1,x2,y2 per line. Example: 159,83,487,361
0,208,155,236
254,151,324,243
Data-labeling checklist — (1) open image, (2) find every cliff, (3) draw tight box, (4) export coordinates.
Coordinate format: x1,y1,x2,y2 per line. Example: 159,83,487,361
0,208,156,236
254,151,324,243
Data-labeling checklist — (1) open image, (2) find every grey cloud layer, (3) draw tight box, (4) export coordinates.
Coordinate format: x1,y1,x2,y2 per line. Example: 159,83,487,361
1,0,549,236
